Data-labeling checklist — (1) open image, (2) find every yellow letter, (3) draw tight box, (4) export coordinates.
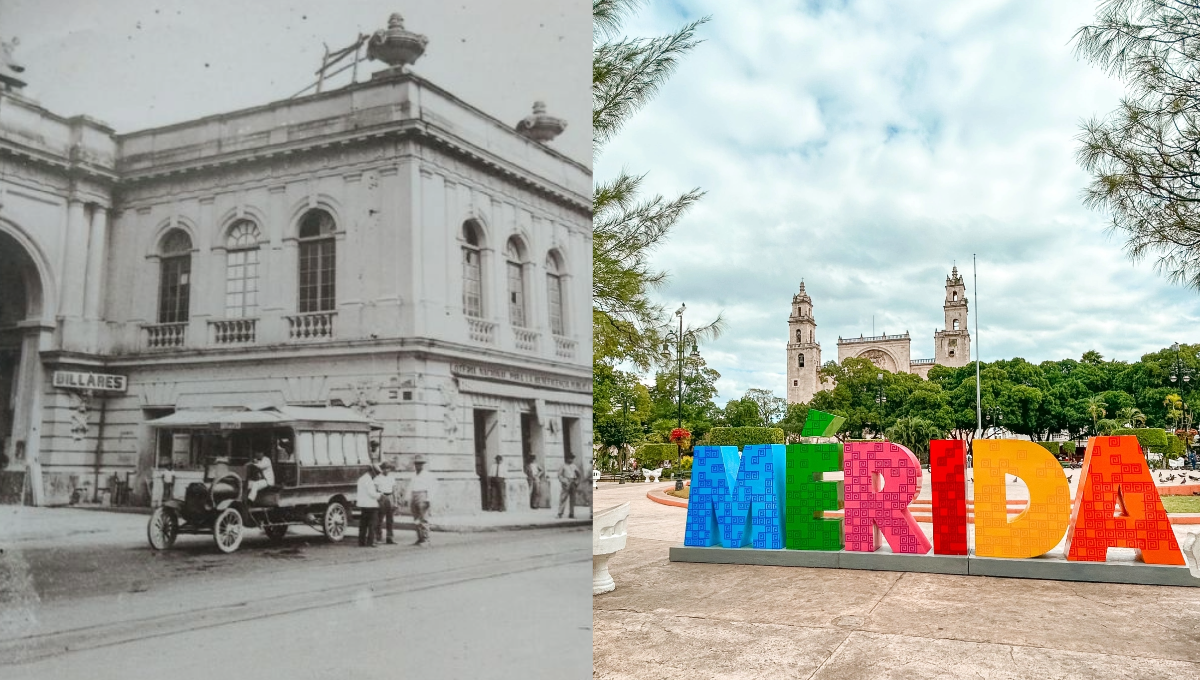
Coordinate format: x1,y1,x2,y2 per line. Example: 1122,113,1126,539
973,439,1071,558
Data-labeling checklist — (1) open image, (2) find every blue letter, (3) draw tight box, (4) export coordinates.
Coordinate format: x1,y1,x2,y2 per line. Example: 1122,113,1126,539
684,444,785,549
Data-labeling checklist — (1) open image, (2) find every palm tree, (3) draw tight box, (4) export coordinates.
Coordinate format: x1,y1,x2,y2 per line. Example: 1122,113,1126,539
1117,406,1146,428
1085,396,1107,434
1164,394,1184,429
884,416,945,466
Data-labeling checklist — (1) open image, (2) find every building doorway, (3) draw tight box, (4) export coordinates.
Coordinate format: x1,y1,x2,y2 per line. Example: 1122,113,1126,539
0,228,47,504
473,409,501,510
521,412,547,508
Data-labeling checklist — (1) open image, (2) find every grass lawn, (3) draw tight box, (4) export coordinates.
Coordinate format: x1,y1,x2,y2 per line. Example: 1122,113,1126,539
666,486,690,500
1161,495,1200,513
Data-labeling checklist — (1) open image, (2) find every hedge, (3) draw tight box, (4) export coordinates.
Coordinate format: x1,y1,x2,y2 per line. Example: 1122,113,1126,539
698,427,786,450
635,443,679,469
1035,441,1058,456
1110,428,1170,451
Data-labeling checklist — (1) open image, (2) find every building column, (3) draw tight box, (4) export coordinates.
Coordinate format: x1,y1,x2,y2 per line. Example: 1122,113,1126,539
59,199,90,322
82,205,109,352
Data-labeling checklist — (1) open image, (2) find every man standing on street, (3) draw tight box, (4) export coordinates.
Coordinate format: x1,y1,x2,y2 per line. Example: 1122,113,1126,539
557,455,581,519
374,461,398,545
409,454,436,546
356,464,382,547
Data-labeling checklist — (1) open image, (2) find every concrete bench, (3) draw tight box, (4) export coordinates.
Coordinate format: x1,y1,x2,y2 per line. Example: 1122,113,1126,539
641,468,662,483
593,501,630,595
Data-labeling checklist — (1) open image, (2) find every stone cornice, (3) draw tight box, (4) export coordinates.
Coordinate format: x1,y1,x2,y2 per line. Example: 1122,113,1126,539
45,336,591,382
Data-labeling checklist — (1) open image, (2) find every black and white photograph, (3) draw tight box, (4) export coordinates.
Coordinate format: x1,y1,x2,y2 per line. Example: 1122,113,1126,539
0,1,592,677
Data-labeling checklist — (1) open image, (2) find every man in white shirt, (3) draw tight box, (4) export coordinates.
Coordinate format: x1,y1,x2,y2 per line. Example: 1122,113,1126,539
374,461,398,544
557,455,582,519
408,455,437,546
247,451,275,503
356,464,382,547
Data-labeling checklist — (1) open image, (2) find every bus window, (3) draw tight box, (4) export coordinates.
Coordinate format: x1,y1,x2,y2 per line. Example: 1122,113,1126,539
296,432,315,465
328,432,346,464
313,433,330,465
347,433,365,464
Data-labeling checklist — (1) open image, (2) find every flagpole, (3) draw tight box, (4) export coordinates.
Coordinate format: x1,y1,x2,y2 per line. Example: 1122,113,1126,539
974,254,982,438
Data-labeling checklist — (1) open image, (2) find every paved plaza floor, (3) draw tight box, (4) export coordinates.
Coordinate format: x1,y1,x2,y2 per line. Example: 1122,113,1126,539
592,481,1200,679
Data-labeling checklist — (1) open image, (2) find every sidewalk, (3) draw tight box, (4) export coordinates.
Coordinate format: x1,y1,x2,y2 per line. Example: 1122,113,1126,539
593,482,1200,680
0,503,591,550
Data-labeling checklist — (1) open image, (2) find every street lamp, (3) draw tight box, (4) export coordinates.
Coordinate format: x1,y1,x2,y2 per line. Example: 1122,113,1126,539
874,373,887,438
984,407,1003,439
662,304,699,489
1169,342,1193,468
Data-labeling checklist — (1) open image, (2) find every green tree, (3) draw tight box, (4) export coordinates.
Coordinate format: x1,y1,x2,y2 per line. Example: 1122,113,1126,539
720,397,764,428
593,0,710,365
647,351,721,439
742,388,787,426
778,402,810,442
1075,1,1200,290
885,416,945,465
1086,395,1107,434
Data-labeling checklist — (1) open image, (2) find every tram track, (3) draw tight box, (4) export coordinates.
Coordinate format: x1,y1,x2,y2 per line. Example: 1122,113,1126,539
0,546,587,665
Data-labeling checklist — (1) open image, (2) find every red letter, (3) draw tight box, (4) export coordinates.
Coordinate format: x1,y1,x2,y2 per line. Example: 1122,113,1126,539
930,439,968,555
1065,436,1185,565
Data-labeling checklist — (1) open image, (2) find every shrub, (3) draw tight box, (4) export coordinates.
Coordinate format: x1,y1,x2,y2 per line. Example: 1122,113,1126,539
1035,441,1059,456
1110,428,1169,451
698,427,786,450
635,443,678,469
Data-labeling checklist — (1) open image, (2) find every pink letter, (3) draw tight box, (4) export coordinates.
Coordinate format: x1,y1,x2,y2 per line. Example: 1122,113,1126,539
843,441,931,554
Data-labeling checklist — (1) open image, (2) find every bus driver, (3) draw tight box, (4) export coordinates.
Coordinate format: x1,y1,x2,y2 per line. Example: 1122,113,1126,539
247,450,275,503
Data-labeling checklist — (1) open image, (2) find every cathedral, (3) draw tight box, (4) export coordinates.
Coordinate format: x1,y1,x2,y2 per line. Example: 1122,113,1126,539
786,267,971,404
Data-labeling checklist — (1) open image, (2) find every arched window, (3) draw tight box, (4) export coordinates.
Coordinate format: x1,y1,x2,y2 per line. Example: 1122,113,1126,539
225,220,261,318
546,251,566,335
506,237,527,328
952,291,958,301
298,209,336,313
158,229,192,324
462,221,484,318
796,330,802,342
953,319,960,330
798,353,805,368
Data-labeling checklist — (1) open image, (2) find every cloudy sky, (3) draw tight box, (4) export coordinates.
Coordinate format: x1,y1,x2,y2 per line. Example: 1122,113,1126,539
0,0,589,164
595,0,1200,405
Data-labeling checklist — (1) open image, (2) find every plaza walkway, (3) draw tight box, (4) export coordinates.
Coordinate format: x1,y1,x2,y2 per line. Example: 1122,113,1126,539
593,480,1200,680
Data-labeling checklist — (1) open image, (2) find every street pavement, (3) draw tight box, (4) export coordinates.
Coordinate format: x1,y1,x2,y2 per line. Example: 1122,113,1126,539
0,506,591,679
593,481,1200,680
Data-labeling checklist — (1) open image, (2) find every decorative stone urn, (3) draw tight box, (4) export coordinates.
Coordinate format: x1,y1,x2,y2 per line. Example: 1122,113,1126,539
593,501,630,595
515,101,567,143
367,13,428,71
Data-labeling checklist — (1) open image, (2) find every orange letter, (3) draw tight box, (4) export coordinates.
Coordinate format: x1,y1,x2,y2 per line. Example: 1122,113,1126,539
1065,436,1185,565
973,439,1071,558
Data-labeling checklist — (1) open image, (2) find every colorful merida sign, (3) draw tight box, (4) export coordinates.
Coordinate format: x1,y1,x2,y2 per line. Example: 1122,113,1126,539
684,410,1186,566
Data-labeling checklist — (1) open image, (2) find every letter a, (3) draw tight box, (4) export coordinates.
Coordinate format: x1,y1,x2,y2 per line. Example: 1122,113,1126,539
1065,436,1185,565
973,440,1070,558
843,441,930,554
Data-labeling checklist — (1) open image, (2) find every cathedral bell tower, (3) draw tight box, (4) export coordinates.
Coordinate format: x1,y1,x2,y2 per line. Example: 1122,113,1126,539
786,282,821,404
934,266,970,367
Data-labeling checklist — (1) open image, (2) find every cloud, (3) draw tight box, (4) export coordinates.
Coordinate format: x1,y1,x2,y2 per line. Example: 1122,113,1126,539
596,0,1200,404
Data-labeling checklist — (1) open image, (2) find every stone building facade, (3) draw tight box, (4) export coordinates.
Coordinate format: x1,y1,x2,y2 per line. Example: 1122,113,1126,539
785,268,970,404
0,21,591,509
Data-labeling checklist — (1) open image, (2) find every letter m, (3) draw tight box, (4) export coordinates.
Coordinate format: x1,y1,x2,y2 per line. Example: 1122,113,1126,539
684,445,785,549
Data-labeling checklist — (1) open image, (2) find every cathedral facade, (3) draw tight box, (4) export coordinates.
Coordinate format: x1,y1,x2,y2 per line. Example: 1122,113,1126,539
786,267,971,404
